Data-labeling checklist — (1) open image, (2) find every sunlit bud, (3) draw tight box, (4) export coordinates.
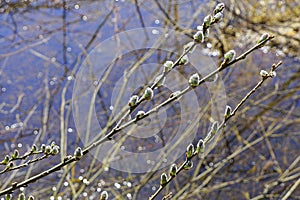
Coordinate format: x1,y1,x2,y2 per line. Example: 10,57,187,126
269,71,276,78
100,191,108,200
2,155,10,165
224,105,232,119
28,196,35,200
224,50,236,63
169,164,177,177
51,146,60,155
257,33,270,44
5,194,12,200
193,31,204,43
51,141,56,148
18,193,25,200
211,121,219,135
128,95,139,107
12,149,19,159
143,87,154,100
189,73,200,87
214,3,225,15
8,161,14,168
196,139,205,154
183,160,193,170
163,60,173,72
40,144,46,152
136,110,146,119
74,147,83,160
31,144,37,152
178,55,189,65
186,143,195,159
260,70,269,77
212,12,223,23
160,173,168,186
203,15,212,27
154,74,166,87
44,145,51,155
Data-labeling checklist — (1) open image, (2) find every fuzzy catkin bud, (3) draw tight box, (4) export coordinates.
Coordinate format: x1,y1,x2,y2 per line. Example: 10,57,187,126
224,50,236,63
2,155,10,165
189,73,200,87
28,196,35,200
51,146,60,155
224,105,232,119
196,139,205,154
203,15,212,27
163,60,173,72
74,147,83,160
169,164,177,177
269,71,276,78
128,95,139,107
211,121,219,135
186,143,194,159
214,3,225,15
184,160,193,170
193,31,204,43
31,144,37,152
5,194,12,200
136,110,146,119
12,149,19,159
160,173,168,186
143,87,154,100
40,144,46,152
18,193,25,200
154,74,166,87
213,12,223,23
260,70,269,77
44,145,51,155
178,55,189,65
100,191,108,200
257,33,269,44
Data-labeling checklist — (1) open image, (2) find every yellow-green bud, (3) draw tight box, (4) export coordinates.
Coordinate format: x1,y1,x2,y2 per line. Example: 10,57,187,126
74,147,83,160
196,139,205,154
169,164,177,177
40,144,46,152
224,105,232,119
100,191,108,200
31,144,37,152
214,3,225,15
163,60,173,72
5,194,12,200
18,193,25,200
143,87,154,100
186,143,194,159
28,196,35,200
136,110,145,119
2,155,10,165
178,55,189,65
51,146,60,155
224,50,236,63
12,149,19,159
128,95,139,107
160,173,168,186
44,145,51,155
183,160,193,170
212,12,223,23
193,31,204,43
203,15,212,27
189,73,200,87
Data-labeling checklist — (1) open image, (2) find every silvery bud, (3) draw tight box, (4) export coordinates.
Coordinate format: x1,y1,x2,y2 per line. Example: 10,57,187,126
214,3,225,15
154,74,166,87
224,105,232,119
186,143,194,159
189,73,200,87
269,71,276,78
260,70,269,77
183,160,193,170
160,173,168,186
212,12,223,23
18,193,25,200
224,50,236,63
163,60,173,72
12,149,19,159
257,33,270,44
169,164,177,177
128,95,139,107
31,144,37,152
136,110,146,119
143,87,154,100
51,146,60,155
74,147,83,160
28,196,35,200
178,55,189,65
203,15,212,27
100,191,108,200
196,139,205,154
193,31,204,43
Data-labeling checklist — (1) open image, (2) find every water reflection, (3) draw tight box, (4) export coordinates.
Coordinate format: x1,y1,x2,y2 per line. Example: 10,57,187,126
0,0,299,199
